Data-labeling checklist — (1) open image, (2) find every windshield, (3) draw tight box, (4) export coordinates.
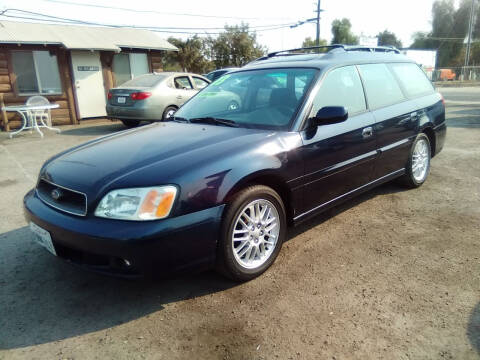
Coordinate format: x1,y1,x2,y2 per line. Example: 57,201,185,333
118,74,168,88
174,68,317,130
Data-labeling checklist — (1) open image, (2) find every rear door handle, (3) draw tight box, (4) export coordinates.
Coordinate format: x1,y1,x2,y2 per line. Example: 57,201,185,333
176,95,182,99
362,126,373,138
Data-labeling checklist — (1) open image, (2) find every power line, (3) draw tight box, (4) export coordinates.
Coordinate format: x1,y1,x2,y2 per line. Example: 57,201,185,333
0,10,296,35
40,0,291,21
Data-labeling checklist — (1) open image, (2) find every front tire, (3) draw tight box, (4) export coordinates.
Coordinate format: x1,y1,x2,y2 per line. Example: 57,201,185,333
216,185,286,282
400,133,431,188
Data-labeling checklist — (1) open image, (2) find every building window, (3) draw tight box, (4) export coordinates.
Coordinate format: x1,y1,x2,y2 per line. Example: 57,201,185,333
112,53,149,86
11,51,62,95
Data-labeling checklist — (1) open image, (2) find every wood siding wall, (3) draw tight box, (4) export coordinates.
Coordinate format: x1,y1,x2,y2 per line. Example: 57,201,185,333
0,45,77,131
0,46,166,131
150,51,164,73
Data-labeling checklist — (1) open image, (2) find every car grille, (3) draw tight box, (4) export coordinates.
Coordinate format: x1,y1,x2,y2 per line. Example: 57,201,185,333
36,178,87,216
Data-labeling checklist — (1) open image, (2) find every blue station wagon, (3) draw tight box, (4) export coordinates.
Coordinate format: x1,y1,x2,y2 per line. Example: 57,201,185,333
24,45,446,281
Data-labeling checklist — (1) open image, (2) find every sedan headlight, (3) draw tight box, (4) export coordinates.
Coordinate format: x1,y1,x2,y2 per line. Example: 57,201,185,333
94,186,177,221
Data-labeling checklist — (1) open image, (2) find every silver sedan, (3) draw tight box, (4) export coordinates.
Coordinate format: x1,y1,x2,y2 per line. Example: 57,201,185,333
106,72,210,127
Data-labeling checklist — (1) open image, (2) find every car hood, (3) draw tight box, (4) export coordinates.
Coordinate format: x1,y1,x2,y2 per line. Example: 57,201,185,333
41,122,277,200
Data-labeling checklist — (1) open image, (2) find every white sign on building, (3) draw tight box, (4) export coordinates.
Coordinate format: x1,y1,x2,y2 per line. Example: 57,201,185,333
359,35,378,47
401,49,437,68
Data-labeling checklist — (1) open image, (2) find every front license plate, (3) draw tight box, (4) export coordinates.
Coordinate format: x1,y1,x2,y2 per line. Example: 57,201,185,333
29,222,56,256
117,97,126,104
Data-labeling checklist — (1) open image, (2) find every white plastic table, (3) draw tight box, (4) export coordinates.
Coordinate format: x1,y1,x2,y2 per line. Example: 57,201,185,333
2,103,61,138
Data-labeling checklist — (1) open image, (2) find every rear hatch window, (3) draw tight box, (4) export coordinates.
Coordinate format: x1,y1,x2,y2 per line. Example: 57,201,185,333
118,74,167,88
389,63,434,98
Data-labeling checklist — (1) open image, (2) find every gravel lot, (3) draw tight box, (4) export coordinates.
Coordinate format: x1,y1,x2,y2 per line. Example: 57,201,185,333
0,88,479,359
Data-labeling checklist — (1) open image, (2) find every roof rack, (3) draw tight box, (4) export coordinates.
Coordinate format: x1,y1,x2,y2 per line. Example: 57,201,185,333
342,45,401,54
257,45,345,60
253,44,401,62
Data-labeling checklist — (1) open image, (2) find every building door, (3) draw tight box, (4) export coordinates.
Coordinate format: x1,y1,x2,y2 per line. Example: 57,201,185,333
71,51,107,118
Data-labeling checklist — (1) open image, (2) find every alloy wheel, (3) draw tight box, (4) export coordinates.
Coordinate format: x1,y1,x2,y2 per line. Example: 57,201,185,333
231,199,280,269
412,138,430,182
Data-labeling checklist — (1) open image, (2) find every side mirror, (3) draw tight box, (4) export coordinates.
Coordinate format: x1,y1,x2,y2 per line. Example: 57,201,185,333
311,106,348,126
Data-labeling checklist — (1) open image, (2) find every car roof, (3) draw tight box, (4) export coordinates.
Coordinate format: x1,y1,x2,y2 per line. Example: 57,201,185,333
242,48,415,72
155,72,208,78
208,67,240,74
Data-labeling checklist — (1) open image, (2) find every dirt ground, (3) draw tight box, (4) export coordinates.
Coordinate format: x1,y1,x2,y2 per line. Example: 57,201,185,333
0,89,479,359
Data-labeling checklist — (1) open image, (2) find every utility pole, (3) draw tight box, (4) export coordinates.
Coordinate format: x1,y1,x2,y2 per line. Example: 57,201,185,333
464,0,476,79
316,0,321,46
290,1,323,48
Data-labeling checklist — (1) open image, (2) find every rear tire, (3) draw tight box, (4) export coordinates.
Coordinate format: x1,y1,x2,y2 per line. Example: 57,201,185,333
121,119,140,128
216,185,286,282
400,133,431,188
162,106,177,121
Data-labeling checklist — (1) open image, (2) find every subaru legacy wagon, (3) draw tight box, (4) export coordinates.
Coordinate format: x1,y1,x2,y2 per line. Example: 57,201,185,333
24,45,446,281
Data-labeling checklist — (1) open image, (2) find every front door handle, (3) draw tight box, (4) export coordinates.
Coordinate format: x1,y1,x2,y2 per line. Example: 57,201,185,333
362,126,373,138
176,95,183,100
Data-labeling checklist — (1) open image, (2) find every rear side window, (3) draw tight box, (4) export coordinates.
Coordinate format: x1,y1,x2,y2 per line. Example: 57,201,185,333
358,64,405,110
311,65,366,116
389,63,434,97
174,76,193,89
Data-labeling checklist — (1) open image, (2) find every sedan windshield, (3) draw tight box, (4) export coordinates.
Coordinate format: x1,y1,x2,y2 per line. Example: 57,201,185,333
174,68,317,130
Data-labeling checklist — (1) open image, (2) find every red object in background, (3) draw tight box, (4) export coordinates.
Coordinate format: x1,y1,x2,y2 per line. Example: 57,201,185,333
130,92,152,101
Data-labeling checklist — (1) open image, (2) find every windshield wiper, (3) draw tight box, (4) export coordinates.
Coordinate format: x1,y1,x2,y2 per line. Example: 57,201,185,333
189,117,239,128
171,116,189,122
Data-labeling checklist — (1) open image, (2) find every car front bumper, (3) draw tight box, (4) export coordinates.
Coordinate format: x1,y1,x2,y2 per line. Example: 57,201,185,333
24,189,224,278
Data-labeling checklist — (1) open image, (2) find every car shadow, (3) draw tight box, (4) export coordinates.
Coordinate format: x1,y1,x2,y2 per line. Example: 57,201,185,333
0,226,236,349
446,115,480,128
467,302,480,355
60,122,128,136
0,181,409,350
446,104,480,128
288,181,409,240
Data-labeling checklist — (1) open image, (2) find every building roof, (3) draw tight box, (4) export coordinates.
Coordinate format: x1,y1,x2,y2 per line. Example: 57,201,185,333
0,20,178,52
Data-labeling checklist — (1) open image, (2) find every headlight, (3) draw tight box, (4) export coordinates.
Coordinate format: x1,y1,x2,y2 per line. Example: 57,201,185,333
94,186,177,221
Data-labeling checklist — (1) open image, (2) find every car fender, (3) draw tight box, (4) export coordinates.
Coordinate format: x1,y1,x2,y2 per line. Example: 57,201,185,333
173,132,303,217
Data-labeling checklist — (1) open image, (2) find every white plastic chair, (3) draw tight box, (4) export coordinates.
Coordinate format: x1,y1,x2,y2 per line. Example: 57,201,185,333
26,96,52,127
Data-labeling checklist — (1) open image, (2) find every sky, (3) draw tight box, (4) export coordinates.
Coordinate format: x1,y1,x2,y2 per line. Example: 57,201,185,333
0,0,438,51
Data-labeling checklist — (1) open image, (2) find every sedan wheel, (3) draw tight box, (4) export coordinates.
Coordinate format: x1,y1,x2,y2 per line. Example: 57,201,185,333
228,100,239,111
217,185,286,281
162,106,177,121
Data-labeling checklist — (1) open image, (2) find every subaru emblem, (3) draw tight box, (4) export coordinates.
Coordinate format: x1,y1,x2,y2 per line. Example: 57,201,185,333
51,188,62,200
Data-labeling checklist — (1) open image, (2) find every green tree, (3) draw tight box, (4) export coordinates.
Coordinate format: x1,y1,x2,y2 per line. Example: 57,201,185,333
209,24,266,68
410,31,435,49
164,36,213,73
331,18,359,45
377,30,402,48
410,0,477,67
302,37,327,48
